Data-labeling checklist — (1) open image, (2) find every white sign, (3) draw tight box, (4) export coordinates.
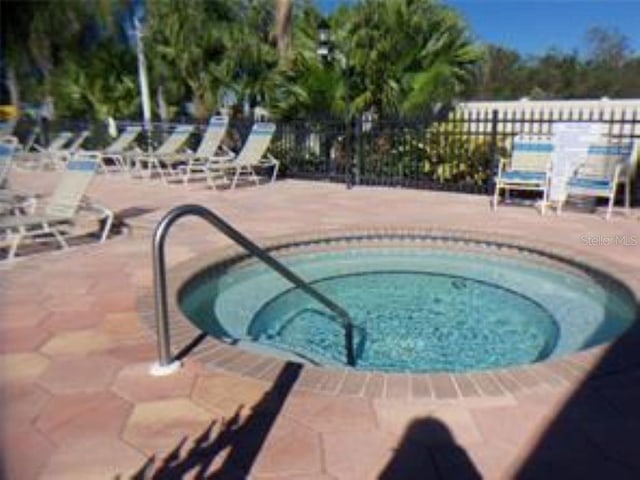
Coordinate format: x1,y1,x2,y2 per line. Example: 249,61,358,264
548,122,607,203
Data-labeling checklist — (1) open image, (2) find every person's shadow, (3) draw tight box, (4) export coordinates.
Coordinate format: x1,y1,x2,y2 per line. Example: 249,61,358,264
379,416,481,480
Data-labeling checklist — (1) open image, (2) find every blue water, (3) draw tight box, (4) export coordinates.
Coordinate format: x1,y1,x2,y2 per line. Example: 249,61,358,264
180,246,637,372
250,272,559,371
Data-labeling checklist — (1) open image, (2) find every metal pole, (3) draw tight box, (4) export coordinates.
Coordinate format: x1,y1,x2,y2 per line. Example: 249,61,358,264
150,204,357,375
135,17,153,153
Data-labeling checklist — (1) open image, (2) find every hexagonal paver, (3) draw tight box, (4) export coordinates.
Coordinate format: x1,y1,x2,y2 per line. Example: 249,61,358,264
41,310,105,332
40,330,116,356
123,398,215,455
0,303,49,328
39,437,146,480
0,383,51,424
43,295,96,312
0,326,51,354
101,311,147,340
113,362,196,402
250,417,323,477
322,429,406,479
90,292,138,314
35,391,133,445
0,352,51,384
106,342,156,363
192,374,270,417
0,423,55,480
37,354,124,394
284,391,378,433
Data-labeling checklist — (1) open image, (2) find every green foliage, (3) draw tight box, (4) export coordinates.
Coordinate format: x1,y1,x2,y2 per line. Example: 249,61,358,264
51,43,139,120
19,0,640,122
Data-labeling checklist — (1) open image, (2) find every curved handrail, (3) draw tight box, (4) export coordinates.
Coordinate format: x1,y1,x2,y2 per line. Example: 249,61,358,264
152,204,356,371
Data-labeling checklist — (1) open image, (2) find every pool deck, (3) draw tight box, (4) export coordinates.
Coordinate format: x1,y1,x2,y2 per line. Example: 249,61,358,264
2,168,640,479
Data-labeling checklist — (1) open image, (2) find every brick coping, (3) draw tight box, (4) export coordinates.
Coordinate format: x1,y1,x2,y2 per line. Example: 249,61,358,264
137,226,640,401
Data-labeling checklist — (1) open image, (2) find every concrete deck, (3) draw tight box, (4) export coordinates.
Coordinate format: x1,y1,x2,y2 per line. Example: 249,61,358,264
2,169,640,479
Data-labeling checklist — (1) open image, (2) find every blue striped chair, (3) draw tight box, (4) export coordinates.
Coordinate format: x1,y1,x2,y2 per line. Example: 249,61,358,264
560,141,638,220
492,135,554,214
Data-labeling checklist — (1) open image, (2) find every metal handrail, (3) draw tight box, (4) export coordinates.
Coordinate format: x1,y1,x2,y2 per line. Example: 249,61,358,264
152,204,356,373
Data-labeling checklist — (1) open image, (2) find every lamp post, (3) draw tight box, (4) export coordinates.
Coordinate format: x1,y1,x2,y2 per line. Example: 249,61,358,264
316,19,357,189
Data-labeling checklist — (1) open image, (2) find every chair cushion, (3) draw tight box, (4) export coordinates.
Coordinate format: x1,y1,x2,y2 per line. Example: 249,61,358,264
500,170,547,182
567,177,612,191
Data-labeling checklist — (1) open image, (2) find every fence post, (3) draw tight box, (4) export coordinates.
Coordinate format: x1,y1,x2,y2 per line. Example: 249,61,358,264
632,109,639,207
488,109,499,195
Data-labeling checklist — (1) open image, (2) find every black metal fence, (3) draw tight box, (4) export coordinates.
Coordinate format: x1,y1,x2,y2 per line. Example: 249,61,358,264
270,108,640,195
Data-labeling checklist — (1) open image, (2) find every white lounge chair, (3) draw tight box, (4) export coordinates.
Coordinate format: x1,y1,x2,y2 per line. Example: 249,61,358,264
207,122,279,189
176,116,234,184
559,140,638,220
0,136,18,189
0,136,38,215
131,125,194,182
99,125,142,174
492,135,554,214
0,153,113,260
32,130,90,169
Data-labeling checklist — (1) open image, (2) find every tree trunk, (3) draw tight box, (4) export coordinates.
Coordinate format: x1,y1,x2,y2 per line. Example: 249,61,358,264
275,0,292,64
6,64,19,107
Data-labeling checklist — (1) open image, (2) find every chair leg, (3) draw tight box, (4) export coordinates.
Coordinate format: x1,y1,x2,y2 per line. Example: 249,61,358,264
48,225,69,250
492,184,500,210
8,232,23,260
606,193,615,221
231,167,241,190
625,180,630,214
250,167,259,185
270,162,280,183
100,211,114,243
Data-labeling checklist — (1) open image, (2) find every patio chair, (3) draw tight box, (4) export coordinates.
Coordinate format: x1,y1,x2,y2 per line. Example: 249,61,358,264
559,140,638,220
130,124,194,182
98,125,142,174
0,136,38,215
174,116,234,185
33,130,90,169
0,135,18,189
207,122,279,190
0,152,114,260
492,135,554,214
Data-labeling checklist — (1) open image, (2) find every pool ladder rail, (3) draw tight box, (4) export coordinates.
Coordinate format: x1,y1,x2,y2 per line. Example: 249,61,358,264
150,204,357,376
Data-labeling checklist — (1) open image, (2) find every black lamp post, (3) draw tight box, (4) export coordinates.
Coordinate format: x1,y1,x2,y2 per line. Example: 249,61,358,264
316,18,331,62
316,18,357,189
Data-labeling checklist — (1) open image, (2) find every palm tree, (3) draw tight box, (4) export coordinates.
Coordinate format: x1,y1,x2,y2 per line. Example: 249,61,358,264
275,0,293,63
350,0,483,117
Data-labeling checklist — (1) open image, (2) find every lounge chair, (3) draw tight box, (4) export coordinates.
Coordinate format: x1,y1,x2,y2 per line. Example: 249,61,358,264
98,125,142,174
559,140,638,220
130,124,194,182
492,135,554,214
175,116,234,184
31,130,90,169
207,122,279,189
0,136,38,215
0,136,18,189
0,153,113,260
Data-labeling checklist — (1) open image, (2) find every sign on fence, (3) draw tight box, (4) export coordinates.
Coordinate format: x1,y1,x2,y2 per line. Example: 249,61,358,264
548,122,607,203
